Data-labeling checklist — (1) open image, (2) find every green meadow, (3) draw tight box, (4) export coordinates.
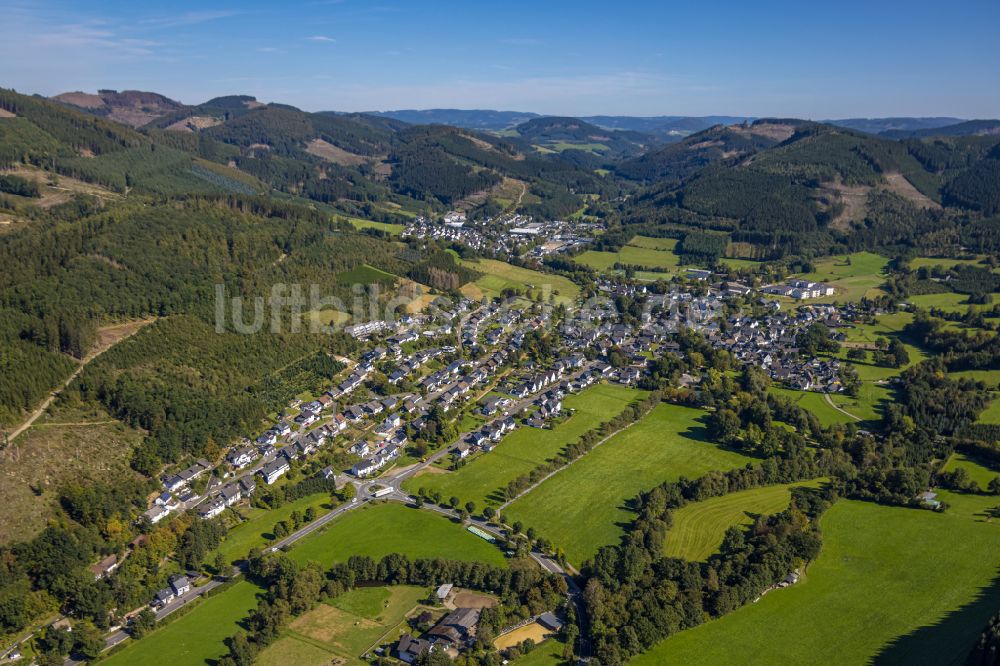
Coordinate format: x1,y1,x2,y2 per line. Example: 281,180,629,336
289,502,507,568
663,480,826,561
103,581,262,666
459,258,579,305
404,384,644,509
504,403,753,565
792,251,889,302
633,495,1000,665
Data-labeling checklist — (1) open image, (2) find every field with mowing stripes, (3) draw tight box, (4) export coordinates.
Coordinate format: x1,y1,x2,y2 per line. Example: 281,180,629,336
404,384,644,509
663,480,825,561
632,494,1000,665
504,403,753,565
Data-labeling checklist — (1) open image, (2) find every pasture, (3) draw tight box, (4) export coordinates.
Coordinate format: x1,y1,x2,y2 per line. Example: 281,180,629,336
631,498,1000,666
210,492,333,566
403,384,644,509
458,258,579,305
941,453,999,489
574,236,680,274
103,581,262,666
345,217,405,235
909,292,994,313
256,585,429,666
288,502,507,568
769,387,855,427
828,382,892,423
792,251,889,302
663,480,825,561
504,403,753,565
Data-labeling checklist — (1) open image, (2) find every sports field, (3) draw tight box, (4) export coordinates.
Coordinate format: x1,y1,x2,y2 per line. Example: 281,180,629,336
632,496,1000,665
103,580,262,666
403,384,644,509
256,585,429,666
289,502,507,568
663,480,825,561
504,403,753,565
792,251,889,302
459,258,579,305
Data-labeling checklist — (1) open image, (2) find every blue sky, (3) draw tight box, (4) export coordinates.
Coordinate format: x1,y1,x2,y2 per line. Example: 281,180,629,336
1,0,998,118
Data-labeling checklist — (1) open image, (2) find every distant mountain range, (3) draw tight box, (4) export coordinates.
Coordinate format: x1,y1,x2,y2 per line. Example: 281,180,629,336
47,91,997,143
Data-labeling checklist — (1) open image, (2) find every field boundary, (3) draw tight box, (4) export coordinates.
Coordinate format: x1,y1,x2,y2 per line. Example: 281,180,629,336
498,405,648,510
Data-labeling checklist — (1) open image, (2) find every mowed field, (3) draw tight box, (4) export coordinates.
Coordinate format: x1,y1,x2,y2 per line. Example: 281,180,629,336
574,235,679,273
504,403,753,565
792,251,889,302
289,502,507,568
459,258,579,305
256,585,430,666
632,494,1000,666
404,384,644,509
941,453,1000,489
345,217,405,235
103,580,262,666
769,386,856,427
909,291,996,314
663,480,825,561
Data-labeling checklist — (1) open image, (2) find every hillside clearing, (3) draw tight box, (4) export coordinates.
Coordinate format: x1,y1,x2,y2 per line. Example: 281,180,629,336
458,258,579,305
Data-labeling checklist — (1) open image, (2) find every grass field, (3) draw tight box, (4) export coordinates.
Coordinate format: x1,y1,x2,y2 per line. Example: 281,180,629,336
792,252,889,302
769,387,856,427
256,585,429,666
633,497,1000,666
941,453,999,489
288,502,507,568
210,492,333,566
403,384,644,509
345,217,405,235
574,236,679,274
828,382,893,423
103,581,262,666
909,292,995,314
504,403,753,565
663,480,825,561
910,256,997,271
458,258,579,305
979,394,1000,424
512,638,567,666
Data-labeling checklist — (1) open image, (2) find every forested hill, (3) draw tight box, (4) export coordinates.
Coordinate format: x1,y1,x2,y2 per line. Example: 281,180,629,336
3,88,608,220
506,116,657,160
879,119,1000,139
610,119,1000,261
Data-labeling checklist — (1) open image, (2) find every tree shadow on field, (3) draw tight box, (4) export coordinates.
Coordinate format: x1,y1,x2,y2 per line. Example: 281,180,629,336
871,571,1000,665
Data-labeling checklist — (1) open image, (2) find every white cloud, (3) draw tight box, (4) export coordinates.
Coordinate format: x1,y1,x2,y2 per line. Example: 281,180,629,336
139,11,238,29
306,35,336,42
